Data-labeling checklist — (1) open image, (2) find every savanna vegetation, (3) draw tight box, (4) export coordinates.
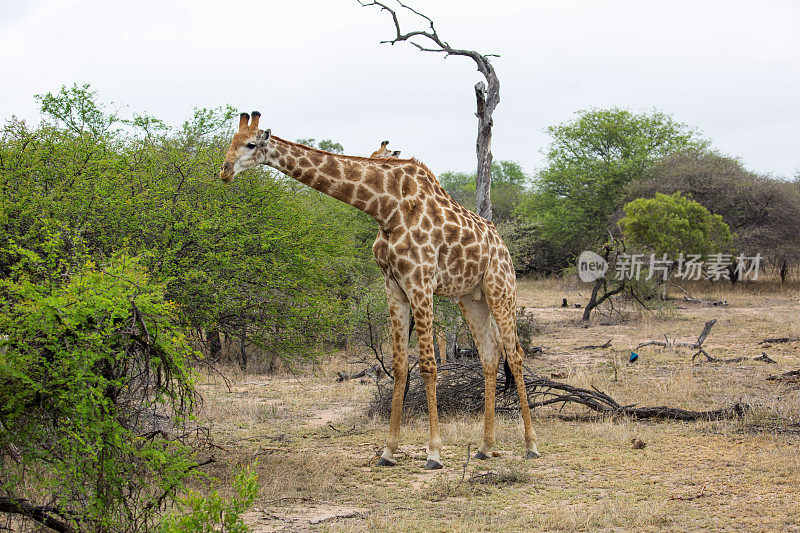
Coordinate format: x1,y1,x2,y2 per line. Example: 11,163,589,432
2,84,799,531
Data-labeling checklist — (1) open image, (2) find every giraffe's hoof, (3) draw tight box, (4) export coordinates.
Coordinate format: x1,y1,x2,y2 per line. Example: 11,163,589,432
423,459,443,470
473,451,489,460
377,458,397,467
525,450,541,460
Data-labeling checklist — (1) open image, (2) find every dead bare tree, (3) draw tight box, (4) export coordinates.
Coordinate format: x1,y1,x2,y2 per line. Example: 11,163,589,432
582,234,628,322
358,0,504,362
357,0,500,220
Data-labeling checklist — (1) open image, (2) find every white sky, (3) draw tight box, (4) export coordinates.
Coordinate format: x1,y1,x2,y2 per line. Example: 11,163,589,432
1,0,798,179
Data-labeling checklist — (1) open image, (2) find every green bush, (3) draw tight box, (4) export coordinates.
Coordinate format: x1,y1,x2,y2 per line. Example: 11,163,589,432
515,108,707,270
0,250,200,531
159,464,259,533
0,83,380,370
620,192,732,259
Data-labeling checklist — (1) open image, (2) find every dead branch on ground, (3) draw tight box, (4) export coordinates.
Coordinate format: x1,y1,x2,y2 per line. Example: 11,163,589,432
754,352,777,364
576,339,612,350
0,498,76,533
636,319,720,361
667,284,727,306
760,336,799,345
368,359,746,421
336,366,379,382
767,368,800,385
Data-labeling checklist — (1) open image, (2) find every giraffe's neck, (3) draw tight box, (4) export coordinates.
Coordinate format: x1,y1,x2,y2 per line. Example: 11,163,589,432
262,136,403,227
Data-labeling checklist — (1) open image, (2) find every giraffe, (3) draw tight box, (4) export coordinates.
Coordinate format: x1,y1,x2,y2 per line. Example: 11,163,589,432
370,140,401,159
220,112,539,469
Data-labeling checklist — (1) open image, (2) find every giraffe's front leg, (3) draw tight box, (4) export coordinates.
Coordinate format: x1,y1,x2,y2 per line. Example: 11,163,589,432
378,280,410,467
412,292,443,470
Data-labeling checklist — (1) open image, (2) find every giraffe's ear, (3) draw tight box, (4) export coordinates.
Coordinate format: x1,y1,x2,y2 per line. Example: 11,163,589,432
260,129,271,142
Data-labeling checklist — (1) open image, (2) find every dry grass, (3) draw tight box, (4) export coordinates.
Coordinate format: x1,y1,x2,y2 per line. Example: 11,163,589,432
191,277,800,532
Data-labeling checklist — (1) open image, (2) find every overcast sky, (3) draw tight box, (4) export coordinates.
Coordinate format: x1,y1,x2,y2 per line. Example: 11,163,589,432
1,0,798,179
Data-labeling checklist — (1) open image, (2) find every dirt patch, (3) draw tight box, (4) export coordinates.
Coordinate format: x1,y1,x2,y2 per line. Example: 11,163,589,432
244,504,369,532
306,403,355,428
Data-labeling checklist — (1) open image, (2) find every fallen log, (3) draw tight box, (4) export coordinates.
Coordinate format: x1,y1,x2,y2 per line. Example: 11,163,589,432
368,359,747,422
0,498,76,533
336,366,376,382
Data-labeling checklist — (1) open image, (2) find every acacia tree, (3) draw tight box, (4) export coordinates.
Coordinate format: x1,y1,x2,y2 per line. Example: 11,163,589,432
358,0,500,220
581,193,733,321
620,192,733,262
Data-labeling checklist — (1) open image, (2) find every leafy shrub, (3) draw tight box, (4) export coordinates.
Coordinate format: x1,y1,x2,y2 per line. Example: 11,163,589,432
0,250,200,531
620,192,732,259
0,84,380,371
159,464,259,533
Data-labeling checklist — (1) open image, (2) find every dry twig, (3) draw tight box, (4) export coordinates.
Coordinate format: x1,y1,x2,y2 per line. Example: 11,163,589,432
575,339,612,350
754,352,777,364
760,336,799,345
767,369,800,384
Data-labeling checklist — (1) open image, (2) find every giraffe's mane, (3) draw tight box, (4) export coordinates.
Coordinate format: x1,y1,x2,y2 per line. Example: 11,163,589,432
273,135,440,183
410,158,435,179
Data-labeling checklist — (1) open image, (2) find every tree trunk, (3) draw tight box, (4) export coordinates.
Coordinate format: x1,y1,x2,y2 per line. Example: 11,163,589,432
582,279,625,321
474,81,497,220
357,1,500,220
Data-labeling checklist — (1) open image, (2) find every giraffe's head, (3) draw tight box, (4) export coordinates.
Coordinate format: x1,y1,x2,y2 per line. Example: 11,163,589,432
219,111,271,183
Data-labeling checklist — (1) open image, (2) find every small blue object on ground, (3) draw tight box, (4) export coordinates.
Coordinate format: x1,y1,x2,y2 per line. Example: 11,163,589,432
629,351,639,363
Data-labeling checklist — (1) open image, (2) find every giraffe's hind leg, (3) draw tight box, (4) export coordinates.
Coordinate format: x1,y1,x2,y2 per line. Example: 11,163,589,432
484,284,540,459
458,292,501,459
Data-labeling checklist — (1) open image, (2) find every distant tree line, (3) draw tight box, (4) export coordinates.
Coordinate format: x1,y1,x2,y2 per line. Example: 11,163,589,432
463,108,800,278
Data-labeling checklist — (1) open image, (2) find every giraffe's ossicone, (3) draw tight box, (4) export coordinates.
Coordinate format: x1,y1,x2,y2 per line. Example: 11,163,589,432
221,112,539,469
370,140,401,158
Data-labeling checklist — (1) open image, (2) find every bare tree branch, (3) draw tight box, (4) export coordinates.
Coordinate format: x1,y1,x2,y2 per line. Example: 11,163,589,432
636,319,718,361
358,0,500,220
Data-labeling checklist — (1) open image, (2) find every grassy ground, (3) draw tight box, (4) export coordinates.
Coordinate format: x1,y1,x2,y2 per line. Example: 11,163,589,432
195,278,800,532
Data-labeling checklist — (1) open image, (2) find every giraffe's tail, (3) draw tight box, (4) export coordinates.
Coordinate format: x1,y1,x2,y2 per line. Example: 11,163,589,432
503,355,515,392
502,338,525,392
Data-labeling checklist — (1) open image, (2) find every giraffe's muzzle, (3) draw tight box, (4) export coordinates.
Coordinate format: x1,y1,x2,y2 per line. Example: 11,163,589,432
220,162,234,183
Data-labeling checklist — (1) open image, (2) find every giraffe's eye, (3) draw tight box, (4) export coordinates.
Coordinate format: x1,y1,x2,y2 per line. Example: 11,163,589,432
246,143,256,149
